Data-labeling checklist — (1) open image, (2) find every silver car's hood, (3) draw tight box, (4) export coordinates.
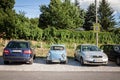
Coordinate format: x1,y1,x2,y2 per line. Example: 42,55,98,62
83,51,106,56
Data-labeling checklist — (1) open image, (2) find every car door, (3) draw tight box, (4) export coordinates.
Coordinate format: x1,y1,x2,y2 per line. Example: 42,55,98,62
110,46,118,60
108,45,115,60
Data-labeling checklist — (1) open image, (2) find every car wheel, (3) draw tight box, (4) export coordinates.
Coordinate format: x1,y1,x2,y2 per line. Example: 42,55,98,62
33,54,36,60
64,61,67,64
29,59,33,64
116,57,120,66
46,60,50,64
80,57,84,66
62,59,68,64
4,61,9,65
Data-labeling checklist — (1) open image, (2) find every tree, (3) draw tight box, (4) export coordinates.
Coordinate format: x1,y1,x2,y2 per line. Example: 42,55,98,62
0,0,15,11
75,0,80,7
98,0,115,31
0,0,16,38
83,3,96,30
39,0,84,29
15,12,42,40
118,16,120,27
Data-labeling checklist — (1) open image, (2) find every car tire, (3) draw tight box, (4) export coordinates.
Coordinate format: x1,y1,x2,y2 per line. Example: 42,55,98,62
62,59,68,64
46,60,50,64
33,55,36,60
29,59,33,64
116,57,120,66
4,61,9,65
64,61,67,64
80,57,84,66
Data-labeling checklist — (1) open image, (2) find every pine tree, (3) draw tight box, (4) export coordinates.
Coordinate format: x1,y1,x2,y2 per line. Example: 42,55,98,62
98,0,115,31
83,3,96,30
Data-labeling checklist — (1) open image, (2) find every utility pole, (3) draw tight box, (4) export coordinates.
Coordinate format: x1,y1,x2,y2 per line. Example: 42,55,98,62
95,0,98,47
95,0,98,24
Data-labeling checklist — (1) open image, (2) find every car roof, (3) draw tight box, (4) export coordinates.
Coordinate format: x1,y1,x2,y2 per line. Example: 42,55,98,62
80,44,96,46
9,40,29,43
101,44,120,46
51,44,65,47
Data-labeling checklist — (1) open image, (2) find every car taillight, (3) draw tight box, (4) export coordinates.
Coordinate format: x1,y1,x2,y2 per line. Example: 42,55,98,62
3,49,10,54
23,50,32,54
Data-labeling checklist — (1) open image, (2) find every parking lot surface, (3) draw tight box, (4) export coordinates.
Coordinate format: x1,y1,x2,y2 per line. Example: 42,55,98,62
0,57,120,72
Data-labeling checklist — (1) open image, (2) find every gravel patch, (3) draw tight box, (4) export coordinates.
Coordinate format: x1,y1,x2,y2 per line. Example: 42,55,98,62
0,57,120,72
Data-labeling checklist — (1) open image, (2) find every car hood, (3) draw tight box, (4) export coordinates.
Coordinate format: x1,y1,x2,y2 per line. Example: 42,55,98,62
83,51,106,56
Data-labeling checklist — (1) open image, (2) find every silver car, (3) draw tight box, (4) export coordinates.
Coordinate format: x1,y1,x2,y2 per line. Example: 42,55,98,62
46,44,67,64
74,44,108,65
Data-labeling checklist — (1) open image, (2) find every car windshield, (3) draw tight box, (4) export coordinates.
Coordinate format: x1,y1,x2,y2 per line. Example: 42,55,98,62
82,45,101,51
7,42,29,48
51,46,64,50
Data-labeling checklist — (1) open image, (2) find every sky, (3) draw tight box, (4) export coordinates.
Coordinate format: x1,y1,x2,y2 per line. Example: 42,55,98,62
14,0,50,18
14,0,120,20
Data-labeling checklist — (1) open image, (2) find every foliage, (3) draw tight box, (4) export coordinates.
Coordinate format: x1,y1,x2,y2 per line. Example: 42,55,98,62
83,3,96,30
0,0,119,48
14,12,43,40
42,27,120,45
98,0,116,31
0,0,16,38
39,0,85,29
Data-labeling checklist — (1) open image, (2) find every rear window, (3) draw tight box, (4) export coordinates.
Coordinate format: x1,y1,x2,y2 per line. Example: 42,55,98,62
51,46,64,50
6,42,29,48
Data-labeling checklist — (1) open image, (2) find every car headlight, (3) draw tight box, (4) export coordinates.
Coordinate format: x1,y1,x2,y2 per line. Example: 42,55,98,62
103,54,108,59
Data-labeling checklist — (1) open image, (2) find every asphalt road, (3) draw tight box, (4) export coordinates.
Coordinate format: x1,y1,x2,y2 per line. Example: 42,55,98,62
0,71,120,80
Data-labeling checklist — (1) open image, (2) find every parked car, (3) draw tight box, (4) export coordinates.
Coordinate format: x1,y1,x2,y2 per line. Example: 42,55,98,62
74,44,108,65
46,44,67,64
3,41,36,64
100,44,120,66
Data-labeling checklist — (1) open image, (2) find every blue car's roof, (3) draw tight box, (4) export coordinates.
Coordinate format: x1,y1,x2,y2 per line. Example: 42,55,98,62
51,44,65,47
6,40,30,48
9,40,29,43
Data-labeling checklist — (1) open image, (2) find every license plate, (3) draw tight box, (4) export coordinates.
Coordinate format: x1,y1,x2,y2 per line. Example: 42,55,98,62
52,60,60,62
12,50,22,53
94,59,102,62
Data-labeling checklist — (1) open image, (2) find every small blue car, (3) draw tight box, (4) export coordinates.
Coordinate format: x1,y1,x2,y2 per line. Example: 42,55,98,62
3,41,35,64
46,44,67,64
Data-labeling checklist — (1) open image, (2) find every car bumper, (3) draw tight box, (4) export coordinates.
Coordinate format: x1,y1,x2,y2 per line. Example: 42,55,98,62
84,59,108,65
46,56,67,63
3,56,32,62
46,58,67,63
